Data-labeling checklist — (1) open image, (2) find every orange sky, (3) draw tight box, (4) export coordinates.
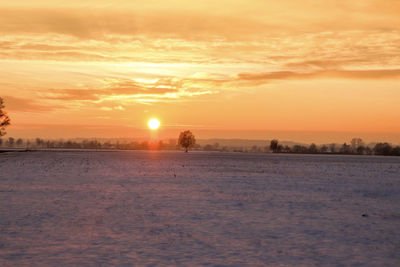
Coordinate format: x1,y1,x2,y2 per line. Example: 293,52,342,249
1,0,400,143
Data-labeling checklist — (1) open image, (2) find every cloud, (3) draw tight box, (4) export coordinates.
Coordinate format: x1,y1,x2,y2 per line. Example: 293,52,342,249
100,106,124,111
0,7,270,40
237,69,400,81
36,68,400,107
1,1,400,39
284,59,368,70
0,1,399,70
40,78,214,104
42,89,104,101
104,79,178,95
3,95,62,112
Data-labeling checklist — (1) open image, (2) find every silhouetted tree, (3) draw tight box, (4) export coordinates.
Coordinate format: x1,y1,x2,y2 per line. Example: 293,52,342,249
270,139,279,153
7,137,15,147
221,146,229,152
26,140,31,149
36,138,44,148
373,143,392,156
0,98,11,137
351,138,364,153
329,143,336,153
178,130,196,152
277,144,283,153
340,143,351,154
283,145,291,153
308,143,318,154
320,145,328,153
292,145,302,153
16,138,23,147
392,146,400,156
356,145,366,155
365,146,373,155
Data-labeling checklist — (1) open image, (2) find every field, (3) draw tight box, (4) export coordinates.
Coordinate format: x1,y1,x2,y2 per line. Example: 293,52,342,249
0,151,399,266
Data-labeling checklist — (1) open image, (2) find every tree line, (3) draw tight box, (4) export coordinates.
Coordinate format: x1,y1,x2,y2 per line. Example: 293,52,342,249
269,138,400,156
1,136,399,156
0,137,180,151
0,130,197,151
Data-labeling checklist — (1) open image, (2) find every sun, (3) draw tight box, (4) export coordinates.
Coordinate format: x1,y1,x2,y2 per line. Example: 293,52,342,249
148,118,160,130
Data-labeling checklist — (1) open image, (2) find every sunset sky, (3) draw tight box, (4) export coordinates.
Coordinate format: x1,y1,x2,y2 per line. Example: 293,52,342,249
1,0,400,143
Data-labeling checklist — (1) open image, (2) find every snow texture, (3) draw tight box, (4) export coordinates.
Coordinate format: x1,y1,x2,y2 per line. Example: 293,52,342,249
0,151,399,266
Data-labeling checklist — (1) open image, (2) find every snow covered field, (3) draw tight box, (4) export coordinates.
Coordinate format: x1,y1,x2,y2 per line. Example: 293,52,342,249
0,151,399,266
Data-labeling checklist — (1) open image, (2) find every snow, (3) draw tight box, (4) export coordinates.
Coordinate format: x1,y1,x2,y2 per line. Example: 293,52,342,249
0,151,399,266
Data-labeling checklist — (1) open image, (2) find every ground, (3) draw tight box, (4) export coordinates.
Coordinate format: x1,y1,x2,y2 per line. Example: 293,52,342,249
0,151,399,266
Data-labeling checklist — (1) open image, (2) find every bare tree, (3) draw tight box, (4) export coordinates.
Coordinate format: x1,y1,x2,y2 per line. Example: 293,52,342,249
320,145,328,153
351,138,364,153
329,143,336,153
7,137,15,147
356,145,366,155
269,139,279,153
0,97,11,136
16,138,24,147
373,143,392,156
340,143,351,154
178,130,196,152
283,145,291,153
308,143,318,153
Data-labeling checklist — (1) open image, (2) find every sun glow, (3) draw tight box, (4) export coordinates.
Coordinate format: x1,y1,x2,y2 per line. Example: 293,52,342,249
148,118,160,130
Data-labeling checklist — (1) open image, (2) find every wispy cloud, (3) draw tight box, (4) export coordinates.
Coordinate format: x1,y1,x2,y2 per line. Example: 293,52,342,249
236,69,400,81
3,95,62,112
39,78,215,105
